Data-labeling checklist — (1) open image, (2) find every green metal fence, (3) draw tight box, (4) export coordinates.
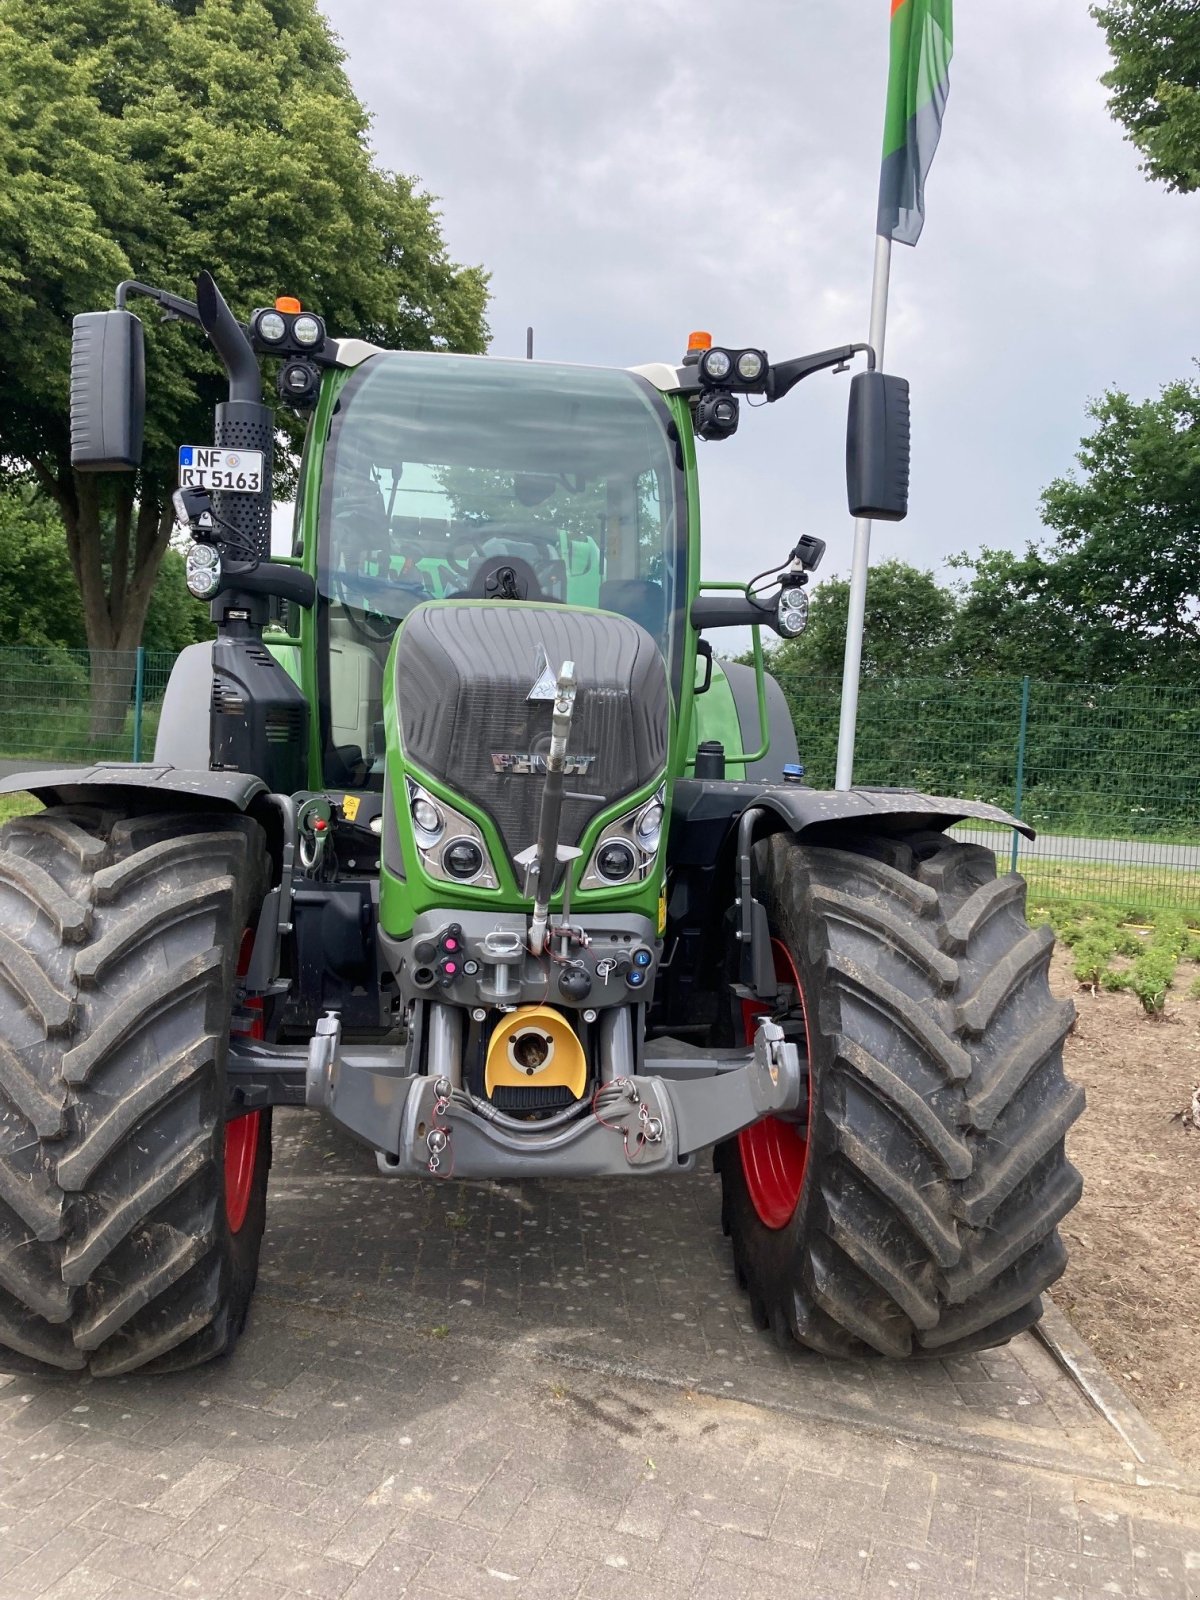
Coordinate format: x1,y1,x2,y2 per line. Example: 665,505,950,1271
0,649,1195,913
0,647,178,767
785,674,1200,914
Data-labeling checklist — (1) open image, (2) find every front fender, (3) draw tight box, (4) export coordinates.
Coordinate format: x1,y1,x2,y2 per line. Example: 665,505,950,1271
751,784,1034,841
0,762,266,812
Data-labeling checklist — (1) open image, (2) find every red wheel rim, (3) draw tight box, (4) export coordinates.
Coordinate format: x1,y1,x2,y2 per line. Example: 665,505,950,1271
737,939,811,1230
226,930,263,1236
224,1111,260,1235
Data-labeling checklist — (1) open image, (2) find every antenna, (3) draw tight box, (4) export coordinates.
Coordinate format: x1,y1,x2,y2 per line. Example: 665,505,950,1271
526,326,534,360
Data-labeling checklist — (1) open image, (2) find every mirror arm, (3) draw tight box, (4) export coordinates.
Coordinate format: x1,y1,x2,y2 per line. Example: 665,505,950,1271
115,280,204,329
767,342,873,402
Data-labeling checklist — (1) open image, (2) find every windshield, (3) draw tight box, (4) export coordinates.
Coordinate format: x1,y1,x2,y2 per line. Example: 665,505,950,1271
318,353,684,648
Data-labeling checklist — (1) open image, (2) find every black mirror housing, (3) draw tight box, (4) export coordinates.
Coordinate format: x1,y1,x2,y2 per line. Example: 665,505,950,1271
70,310,146,471
846,371,910,521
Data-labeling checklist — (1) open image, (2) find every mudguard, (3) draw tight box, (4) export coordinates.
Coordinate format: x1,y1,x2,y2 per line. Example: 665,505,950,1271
751,784,1035,841
0,762,266,811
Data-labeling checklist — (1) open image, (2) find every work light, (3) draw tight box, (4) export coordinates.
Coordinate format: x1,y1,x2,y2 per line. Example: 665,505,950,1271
185,541,222,599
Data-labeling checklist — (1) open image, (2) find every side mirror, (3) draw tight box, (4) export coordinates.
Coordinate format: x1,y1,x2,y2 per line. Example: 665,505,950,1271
846,371,910,521
70,310,146,471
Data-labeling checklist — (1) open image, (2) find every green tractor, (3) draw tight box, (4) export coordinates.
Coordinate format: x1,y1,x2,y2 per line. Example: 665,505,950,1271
0,275,1082,1377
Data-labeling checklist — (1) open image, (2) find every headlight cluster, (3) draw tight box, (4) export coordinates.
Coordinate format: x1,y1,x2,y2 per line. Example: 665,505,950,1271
184,541,222,599
250,303,326,355
697,346,769,392
406,780,498,888
581,785,666,889
776,585,810,637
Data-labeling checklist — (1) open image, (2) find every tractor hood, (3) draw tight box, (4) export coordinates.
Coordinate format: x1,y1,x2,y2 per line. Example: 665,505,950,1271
392,602,670,881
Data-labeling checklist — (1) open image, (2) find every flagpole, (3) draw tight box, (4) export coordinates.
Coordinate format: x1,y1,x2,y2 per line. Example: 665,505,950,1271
834,230,893,791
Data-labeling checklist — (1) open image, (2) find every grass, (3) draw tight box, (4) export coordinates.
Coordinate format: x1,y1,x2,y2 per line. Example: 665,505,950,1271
1021,857,1200,918
1031,896,1200,1016
0,793,39,826
0,699,163,767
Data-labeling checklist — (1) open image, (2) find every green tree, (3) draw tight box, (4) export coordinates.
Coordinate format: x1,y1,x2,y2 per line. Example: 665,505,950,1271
765,559,958,693
1092,0,1200,190
0,490,86,648
0,488,214,652
952,378,1200,683
0,0,488,734
142,547,216,653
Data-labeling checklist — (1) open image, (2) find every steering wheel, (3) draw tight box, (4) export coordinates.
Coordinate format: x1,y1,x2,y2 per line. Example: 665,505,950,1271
452,553,552,603
448,526,567,596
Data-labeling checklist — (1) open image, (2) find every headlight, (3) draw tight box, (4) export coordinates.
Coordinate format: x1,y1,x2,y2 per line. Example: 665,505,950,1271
292,314,323,347
581,783,666,890
777,586,809,637
442,838,484,881
736,350,764,382
185,542,222,599
595,840,637,883
255,310,287,344
635,799,664,851
404,780,498,888
411,796,444,839
700,347,732,383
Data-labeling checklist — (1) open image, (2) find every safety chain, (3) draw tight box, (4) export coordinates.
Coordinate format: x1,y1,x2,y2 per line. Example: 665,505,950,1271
592,1077,664,1166
426,1075,454,1178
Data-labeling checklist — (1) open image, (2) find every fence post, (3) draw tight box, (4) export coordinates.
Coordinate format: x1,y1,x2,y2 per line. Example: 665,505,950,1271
132,646,146,763
1010,675,1030,873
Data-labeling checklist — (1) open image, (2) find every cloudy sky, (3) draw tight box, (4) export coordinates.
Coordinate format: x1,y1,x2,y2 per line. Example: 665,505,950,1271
322,0,1199,591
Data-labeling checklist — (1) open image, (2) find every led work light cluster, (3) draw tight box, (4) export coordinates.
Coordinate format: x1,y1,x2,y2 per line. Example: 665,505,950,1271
407,779,499,888
250,298,327,410
695,346,769,392
685,334,771,442
580,785,666,890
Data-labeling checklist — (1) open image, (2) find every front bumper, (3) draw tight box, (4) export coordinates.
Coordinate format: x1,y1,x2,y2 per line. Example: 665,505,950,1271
228,1017,804,1179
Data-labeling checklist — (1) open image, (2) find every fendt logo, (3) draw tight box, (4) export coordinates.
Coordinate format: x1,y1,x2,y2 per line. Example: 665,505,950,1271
491,752,595,775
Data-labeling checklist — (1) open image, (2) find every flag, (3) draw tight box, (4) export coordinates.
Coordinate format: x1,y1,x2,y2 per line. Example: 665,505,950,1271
877,0,954,246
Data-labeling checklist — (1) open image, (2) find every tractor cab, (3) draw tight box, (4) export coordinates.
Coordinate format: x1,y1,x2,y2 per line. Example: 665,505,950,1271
311,352,687,788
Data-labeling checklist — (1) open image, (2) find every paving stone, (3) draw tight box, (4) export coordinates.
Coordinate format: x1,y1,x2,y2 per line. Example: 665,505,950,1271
0,1113,1194,1600
87,1534,195,1590
4,1527,107,1595
175,1530,267,1595
246,1544,357,1599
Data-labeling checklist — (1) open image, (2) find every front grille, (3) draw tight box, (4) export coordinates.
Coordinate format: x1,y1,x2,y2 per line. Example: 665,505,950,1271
211,679,245,716
490,1084,578,1113
394,603,669,872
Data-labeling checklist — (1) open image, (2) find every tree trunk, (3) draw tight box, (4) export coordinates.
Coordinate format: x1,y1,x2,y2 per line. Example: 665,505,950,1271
86,649,139,745
35,463,174,747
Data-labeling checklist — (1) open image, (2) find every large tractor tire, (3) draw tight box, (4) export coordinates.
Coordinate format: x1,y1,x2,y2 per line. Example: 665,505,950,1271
717,829,1083,1358
0,806,272,1377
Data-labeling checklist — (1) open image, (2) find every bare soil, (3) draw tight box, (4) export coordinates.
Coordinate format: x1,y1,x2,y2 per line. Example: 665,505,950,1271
1049,946,1200,1468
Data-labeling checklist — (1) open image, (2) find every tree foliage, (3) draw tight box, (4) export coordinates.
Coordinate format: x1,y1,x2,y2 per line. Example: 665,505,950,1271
1092,0,1200,190
764,559,958,693
956,377,1200,682
0,0,488,729
0,490,212,652
762,375,1200,693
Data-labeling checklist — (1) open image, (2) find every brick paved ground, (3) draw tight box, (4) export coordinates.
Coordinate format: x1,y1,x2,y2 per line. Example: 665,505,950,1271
0,1109,1196,1600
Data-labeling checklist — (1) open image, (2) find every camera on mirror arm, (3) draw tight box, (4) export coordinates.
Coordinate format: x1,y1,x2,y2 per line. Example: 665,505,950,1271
694,388,740,441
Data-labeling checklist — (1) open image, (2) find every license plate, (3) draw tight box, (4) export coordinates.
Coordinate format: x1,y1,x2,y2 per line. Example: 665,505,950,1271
178,446,264,494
